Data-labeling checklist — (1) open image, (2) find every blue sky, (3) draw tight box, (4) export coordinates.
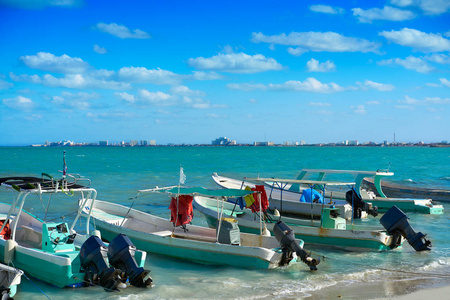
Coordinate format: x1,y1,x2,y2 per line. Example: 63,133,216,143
0,0,449,146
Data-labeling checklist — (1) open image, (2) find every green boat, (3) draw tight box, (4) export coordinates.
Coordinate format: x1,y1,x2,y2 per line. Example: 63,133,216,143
0,163,150,290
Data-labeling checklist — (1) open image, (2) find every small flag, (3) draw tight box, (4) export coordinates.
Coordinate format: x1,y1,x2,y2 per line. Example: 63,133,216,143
179,167,186,185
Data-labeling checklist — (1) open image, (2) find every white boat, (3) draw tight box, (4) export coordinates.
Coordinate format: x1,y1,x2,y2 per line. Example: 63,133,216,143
194,189,432,253
290,169,444,214
0,157,151,290
80,186,320,270
212,173,355,219
193,195,399,251
0,263,23,298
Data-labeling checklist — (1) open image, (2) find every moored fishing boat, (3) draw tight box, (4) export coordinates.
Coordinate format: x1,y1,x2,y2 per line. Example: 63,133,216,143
363,177,450,203
0,263,23,298
193,185,432,252
80,184,320,270
290,169,444,214
212,173,356,219
0,153,152,291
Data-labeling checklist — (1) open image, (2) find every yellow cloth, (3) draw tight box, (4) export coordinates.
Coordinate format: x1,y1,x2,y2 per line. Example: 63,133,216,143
243,186,255,207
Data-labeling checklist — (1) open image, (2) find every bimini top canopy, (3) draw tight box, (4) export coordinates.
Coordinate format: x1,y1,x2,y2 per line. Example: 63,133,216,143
0,175,91,193
140,186,257,198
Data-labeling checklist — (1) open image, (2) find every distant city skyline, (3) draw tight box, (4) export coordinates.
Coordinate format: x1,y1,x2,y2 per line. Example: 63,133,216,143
1,1,449,146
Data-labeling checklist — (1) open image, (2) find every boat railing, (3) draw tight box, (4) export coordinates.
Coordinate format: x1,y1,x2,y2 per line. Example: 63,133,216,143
295,169,394,198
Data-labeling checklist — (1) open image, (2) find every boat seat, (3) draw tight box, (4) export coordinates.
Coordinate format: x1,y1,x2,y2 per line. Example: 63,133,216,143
173,232,217,243
91,210,127,226
20,225,42,247
204,205,245,217
151,230,173,237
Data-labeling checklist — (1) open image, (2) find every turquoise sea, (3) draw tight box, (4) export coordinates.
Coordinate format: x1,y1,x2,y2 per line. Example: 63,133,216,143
1,146,449,299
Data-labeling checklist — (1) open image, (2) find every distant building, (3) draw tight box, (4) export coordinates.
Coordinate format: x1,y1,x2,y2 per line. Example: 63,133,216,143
141,140,148,146
254,141,274,146
99,140,108,146
212,137,234,145
130,140,139,146
149,140,156,146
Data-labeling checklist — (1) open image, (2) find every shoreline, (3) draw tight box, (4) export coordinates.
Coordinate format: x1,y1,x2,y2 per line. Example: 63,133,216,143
375,284,450,299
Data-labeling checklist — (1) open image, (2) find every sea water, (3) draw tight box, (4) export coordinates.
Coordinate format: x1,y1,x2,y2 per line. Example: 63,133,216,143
0,146,449,299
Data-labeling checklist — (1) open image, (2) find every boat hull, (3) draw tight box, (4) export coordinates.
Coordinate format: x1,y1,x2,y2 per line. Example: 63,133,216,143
83,199,293,270
194,196,399,252
212,174,353,219
363,178,450,203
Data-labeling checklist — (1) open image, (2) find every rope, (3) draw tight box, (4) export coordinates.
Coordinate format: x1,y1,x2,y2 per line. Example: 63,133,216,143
22,272,52,300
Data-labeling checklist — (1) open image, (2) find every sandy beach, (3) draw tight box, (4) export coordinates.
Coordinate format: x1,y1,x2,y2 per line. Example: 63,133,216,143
377,284,450,299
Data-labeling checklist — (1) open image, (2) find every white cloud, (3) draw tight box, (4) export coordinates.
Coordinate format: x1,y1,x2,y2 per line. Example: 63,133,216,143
51,91,100,110
228,78,345,93
94,45,107,54
138,90,173,105
86,110,138,121
400,95,420,104
227,83,267,91
390,0,450,15
10,72,130,90
378,56,434,73
287,47,308,56
2,95,34,110
424,97,450,104
398,95,450,106
118,67,181,85
189,71,223,81
426,54,450,64
306,58,336,72
251,31,381,53
95,23,150,39
352,6,416,23
0,79,13,90
379,28,450,52
363,80,395,91
309,5,345,14
170,85,206,97
115,92,135,103
187,52,283,73
351,105,366,114
20,52,90,73
440,78,450,87
0,0,83,9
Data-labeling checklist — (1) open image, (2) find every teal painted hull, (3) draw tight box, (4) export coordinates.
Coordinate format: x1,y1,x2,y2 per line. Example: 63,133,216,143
0,243,84,288
203,215,393,251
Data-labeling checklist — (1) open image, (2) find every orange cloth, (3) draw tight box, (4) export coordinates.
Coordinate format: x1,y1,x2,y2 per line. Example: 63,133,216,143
169,195,194,226
249,185,269,213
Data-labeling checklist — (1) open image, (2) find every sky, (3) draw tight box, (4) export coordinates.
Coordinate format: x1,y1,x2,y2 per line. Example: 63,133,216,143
0,0,449,146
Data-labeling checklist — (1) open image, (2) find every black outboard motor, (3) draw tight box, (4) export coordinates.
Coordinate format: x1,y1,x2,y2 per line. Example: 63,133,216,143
80,235,123,291
273,221,320,270
346,189,378,219
380,206,431,251
108,234,153,288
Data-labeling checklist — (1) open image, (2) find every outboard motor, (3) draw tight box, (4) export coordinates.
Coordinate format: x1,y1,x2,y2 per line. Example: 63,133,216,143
273,221,320,270
346,189,378,218
380,206,431,251
80,235,123,291
108,234,153,288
